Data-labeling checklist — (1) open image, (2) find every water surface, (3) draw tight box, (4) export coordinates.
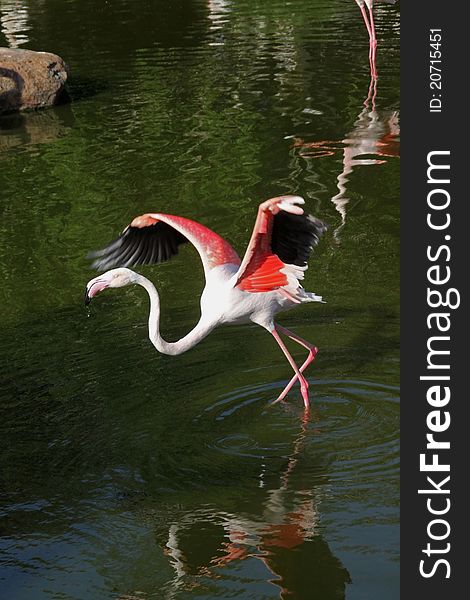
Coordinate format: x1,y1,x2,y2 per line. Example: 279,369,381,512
0,1,399,598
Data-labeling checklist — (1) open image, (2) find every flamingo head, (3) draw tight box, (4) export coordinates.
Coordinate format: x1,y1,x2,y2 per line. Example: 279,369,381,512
85,268,136,305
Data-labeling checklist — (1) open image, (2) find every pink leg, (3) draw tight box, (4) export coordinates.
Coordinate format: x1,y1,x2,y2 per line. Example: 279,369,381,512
358,4,372,38
273,325,318,405
357,3,377,80
368,6,378,79
271,327,310,409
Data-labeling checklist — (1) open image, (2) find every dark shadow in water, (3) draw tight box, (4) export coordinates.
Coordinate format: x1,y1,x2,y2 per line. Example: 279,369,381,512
318,304,399,375
0,102,75,152
65,75,110,103
28,0,212,55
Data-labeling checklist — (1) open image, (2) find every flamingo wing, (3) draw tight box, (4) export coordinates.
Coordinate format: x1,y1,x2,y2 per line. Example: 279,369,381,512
89,213,240,277
234,196,326,293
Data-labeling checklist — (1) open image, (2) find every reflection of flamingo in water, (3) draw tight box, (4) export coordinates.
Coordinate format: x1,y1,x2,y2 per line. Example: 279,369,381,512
161,414,350,598
85,196,327,409
294,74,399,241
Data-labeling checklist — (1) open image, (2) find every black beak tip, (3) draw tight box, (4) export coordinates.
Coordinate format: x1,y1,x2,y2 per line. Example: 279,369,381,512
84,289,91,306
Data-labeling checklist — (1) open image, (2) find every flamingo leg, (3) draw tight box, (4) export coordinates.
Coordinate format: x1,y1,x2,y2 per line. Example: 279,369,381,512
358,3,372,39
272,325,318,405
356,2,377,80
367,5,378,79
270,327,310,409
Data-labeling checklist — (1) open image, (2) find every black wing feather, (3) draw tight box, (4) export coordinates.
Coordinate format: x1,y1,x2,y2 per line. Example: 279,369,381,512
271,212,327,267
88,221,189,271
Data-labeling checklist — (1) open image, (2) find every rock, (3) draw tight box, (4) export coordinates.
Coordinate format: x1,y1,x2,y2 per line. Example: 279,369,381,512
0,47,69,115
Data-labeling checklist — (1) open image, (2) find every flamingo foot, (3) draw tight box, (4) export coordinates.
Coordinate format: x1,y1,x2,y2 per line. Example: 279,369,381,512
272,345,318,407
270,327,316,409
271,324,318,411
300,381,310,410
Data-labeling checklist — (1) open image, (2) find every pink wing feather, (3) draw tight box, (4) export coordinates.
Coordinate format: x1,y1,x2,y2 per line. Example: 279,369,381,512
135,214,240,274
235,196,327,294
89,213,240,277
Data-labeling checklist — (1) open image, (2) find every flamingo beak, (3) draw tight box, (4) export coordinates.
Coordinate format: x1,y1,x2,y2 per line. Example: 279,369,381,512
84,279,109,305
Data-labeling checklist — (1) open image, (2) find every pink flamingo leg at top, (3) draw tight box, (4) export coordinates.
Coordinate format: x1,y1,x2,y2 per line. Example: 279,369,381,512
357,2,377,80
358,3,372,38
271,328,310,410
272,325,318,405
367,5,378,79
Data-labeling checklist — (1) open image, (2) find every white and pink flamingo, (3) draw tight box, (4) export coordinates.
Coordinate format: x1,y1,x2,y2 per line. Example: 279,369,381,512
85,196,327,409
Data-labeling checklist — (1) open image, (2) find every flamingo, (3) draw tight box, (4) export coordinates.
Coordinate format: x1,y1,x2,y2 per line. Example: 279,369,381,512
85,195,327,409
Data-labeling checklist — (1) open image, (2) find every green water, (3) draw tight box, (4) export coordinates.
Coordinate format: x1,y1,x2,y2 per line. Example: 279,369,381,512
0,1,399,598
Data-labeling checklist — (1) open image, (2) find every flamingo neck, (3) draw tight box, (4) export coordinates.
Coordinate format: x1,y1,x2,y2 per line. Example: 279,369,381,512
135,274,214,356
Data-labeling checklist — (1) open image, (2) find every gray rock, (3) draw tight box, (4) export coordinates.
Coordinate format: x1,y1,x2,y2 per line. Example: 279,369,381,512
0,47,69,114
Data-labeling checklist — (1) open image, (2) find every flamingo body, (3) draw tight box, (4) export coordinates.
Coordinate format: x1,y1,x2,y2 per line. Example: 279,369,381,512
199,263,316,328
85,196,327,409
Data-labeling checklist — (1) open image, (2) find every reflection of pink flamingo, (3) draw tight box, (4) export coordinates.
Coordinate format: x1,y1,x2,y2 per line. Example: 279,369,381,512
293,74,399,240
85,196,327,409
160,413,350,598
329,76,399,238
211,414,317,579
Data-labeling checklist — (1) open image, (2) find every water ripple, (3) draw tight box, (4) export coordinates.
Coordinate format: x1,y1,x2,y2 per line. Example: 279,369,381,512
195,378,399,490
